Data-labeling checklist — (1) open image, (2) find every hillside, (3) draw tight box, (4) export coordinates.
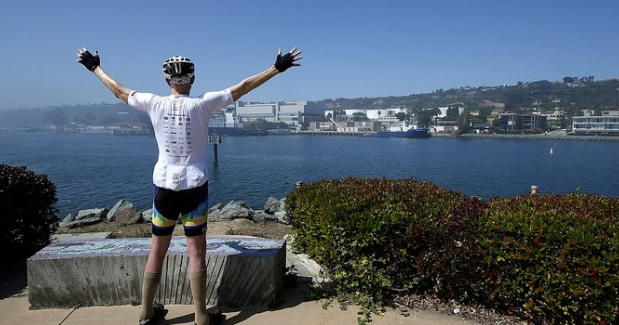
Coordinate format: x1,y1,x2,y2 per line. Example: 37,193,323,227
3,77,619,128
311,77,619,116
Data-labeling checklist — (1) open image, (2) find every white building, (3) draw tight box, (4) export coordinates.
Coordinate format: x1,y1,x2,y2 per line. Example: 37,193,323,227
236,102,277,122
572,113,619,135
218,101,307,130
278,101,306,128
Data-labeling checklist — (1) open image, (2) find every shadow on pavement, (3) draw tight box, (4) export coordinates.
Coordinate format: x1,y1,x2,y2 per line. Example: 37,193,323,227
0,261,27,299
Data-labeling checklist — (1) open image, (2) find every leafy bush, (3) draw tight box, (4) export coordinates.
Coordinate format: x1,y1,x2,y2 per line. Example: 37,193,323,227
479,194,619,324
287,177,487,305
288,179,619,324
0,164,58,265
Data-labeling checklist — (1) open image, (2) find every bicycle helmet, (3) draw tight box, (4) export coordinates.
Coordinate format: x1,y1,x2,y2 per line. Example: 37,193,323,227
162,56,195,79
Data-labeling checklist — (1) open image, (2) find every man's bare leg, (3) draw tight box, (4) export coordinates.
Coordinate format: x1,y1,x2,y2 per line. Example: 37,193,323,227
139,234,173,321
187,232,209,325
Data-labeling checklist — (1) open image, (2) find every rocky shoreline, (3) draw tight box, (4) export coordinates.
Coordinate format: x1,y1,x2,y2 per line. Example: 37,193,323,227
59,197,289,229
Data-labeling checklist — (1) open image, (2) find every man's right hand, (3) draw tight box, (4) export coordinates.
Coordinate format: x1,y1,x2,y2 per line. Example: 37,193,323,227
274,47,302,72
77,48,100,71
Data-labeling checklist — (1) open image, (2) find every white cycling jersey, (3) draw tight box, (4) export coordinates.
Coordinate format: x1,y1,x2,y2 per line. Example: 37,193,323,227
128,89,233,190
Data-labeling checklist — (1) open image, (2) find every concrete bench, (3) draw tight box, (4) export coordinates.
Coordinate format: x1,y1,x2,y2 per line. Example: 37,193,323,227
27,236,286,309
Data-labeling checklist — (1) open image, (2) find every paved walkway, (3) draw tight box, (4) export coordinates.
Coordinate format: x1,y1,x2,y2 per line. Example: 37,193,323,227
0,286,481,325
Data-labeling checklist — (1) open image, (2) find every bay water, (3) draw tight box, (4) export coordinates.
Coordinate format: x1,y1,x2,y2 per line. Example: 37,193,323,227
1,132,617,219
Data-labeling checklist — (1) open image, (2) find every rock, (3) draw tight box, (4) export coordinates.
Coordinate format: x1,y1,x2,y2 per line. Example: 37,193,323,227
65,216,105,229
58,208,107,228
106,200,141,225
142,209,153,222
59,214,75,227
252,210,278,223
61,208,107,228
263,197,281,214
114,208,142,225
275,210,290,225
76,208,108,220
209,200,254,221
106,200,134,222
279,197,287,212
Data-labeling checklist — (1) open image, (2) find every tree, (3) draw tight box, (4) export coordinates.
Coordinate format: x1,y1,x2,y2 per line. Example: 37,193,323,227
394,112,407,121
352,112,369,121
416,108,439,127
0,164,58,264
457,109,471,134
445,105,460,121
245,119,290,130
477,107,493,122
45,108,66,126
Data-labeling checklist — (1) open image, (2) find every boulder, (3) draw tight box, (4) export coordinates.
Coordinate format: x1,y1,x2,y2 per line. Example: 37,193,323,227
263,197,281,214
76,208,108,220
275,210,290,225
208,200,254,221
114,208,142,225
59,214,75,227
279,197,287,212
61,208,107,228
106,200,134,222
142,209,153,223
252,210,278,223
65,216,104,228
106,200,142,225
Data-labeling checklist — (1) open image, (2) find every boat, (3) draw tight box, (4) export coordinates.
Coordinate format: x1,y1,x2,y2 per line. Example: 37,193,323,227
376,122,431,138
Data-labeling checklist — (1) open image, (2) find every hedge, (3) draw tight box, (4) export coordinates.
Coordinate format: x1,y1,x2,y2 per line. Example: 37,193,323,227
286,178,619,324
0,164,58,265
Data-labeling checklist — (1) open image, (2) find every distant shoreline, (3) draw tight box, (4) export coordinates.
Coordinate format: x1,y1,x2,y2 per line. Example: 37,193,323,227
3,128,619,142
431,132,619,142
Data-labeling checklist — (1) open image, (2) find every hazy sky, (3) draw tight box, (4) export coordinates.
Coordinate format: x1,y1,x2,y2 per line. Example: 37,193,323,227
1,0,618,110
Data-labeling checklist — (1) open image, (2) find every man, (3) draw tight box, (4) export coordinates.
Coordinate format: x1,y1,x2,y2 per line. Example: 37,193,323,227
77,47,302,325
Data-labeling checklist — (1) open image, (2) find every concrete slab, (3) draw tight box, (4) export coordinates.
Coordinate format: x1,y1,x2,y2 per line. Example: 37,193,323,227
27,236,286,309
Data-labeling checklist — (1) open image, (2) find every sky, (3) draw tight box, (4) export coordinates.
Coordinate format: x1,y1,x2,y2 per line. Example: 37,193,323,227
1,0,618,110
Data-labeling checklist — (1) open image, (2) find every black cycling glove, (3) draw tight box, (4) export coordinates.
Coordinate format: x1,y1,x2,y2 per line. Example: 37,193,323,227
78,50,100,71
274,51,296,72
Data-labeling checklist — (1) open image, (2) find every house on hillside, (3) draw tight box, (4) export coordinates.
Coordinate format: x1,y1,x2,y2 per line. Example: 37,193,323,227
498,113,547,132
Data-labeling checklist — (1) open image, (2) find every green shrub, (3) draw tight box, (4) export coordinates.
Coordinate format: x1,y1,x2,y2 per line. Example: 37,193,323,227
287,177,487,305
479,194,619,324
0,164,58,265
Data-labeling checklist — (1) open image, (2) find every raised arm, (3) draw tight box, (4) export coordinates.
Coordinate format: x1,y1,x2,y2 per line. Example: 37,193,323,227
77,48,134,104
227,47,302,101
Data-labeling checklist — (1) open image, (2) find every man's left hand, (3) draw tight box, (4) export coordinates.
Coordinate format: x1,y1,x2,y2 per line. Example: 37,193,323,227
77,48,100,71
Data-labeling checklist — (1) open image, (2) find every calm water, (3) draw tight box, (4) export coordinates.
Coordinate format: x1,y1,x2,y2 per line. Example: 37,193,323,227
1,132,618,218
